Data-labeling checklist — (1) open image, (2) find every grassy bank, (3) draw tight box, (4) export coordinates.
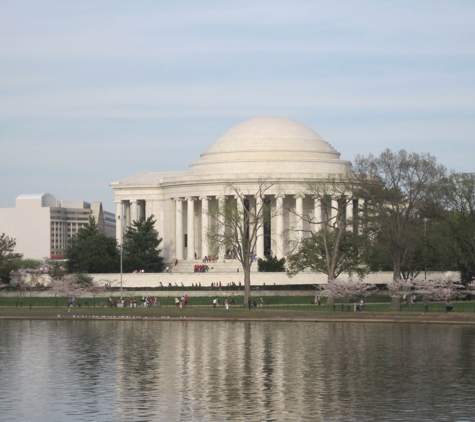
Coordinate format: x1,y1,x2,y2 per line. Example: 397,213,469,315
2,294,475,314
1,306,475,324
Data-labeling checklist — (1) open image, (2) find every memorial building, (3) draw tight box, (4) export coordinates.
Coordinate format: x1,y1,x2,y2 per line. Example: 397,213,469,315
111,117,353,261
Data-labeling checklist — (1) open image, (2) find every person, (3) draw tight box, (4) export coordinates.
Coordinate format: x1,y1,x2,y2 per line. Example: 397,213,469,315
185,294,189,307
224,297,229,310
175,297,179,307
230,297,235,306
213,297,217,308
175,258,178,266
446,300,453,312
359,299,364,311
166,266,169,273
314,294,319,305
259,297,263,308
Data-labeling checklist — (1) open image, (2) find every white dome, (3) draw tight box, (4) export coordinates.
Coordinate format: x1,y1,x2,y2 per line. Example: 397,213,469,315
189,117,350,175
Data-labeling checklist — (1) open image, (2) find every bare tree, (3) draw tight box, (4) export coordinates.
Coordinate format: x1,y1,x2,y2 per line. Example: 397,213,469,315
353,149,446,282
287,173,369,283
207,180,278,305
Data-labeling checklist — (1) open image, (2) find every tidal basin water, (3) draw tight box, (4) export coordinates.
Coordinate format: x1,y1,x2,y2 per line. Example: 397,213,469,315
1,321,475,421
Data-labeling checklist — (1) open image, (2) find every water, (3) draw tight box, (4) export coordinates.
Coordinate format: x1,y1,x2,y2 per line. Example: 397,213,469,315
0,320,474,421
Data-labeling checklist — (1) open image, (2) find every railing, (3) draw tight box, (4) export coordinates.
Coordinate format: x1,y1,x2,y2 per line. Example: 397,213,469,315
1,296,475,313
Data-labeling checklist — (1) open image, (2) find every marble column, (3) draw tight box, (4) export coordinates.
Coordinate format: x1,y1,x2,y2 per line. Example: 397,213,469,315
124,201,131,227
331,198,339,225
175,198,184,261
255,195,264,259
130,200,138,224
295,194,304,242
186,197,195,260
357,198,365,234
217,195,226,258
139,200,146,220
346,198,354,232
275,194,285,259
313,197,322,232
115,201,122,243
236,195,244,251
200,196,209,258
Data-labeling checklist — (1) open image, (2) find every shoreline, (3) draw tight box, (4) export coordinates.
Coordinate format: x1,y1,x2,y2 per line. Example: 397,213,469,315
2,309,475,325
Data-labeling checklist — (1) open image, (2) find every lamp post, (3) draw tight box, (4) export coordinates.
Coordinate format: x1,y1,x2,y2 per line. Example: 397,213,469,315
118,215,123,300
423,218,428,281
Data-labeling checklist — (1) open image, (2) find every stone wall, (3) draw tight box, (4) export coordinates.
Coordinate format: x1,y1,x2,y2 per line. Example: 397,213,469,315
89,271,458,288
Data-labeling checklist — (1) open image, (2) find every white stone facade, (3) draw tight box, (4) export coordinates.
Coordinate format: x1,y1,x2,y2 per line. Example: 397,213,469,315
0,193,116,260
111,117,352,261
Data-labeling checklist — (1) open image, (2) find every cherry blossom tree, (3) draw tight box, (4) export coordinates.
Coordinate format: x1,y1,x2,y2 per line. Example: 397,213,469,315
10,272,45,309
386,278,416,308
318,278,377,307
49,275,87,307
412,276,463,311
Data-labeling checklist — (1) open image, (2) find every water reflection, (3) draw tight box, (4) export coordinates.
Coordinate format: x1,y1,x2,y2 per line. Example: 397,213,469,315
0,321,474,421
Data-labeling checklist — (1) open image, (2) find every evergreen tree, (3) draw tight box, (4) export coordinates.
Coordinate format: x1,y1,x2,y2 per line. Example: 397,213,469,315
122,215,164,273
257,255,286,272
65,217,119,273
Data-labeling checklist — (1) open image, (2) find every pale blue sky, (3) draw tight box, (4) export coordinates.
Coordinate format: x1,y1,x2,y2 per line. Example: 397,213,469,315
1,0,474,212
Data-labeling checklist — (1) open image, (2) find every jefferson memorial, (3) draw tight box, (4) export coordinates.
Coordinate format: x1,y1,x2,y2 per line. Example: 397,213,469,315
111,117,352,262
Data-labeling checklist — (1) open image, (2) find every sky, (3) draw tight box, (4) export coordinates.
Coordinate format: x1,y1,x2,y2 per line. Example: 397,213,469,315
1,0,474,213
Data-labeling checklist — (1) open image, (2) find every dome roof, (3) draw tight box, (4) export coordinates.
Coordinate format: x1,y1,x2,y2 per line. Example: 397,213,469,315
189,117,350,175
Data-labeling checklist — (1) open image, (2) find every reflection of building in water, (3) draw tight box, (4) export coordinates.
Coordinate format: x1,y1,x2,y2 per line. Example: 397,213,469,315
2,321,474,420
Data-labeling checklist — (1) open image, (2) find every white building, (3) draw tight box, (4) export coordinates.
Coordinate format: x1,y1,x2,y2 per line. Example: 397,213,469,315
111,117,352,261
0,193,116,260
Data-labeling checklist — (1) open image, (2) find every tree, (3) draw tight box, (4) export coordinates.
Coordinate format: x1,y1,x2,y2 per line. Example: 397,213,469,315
65,217,119,273
286,174,369,283
412,276,462,311
287,230,368,281
122,215,164,273
257,255,286,272
0,234,22,283
318,278,377,304
10,272,45,309
443,172,475,283
207,180,278,305
49,274,87,303
387,278,416,309
354,149,446,282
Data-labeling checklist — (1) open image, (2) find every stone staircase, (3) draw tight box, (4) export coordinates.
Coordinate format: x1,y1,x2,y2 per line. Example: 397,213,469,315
165,259,259,274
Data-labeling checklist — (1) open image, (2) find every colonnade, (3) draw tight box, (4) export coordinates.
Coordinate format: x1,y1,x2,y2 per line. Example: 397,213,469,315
115,199,147,242
115,195,364,261
172,195,365,261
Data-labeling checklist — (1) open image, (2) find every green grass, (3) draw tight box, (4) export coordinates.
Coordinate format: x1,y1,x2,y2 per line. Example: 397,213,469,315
1,294,474,313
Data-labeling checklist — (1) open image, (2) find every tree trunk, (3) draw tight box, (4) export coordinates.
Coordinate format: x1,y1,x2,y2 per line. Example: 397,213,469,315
391,296,401,310
244,269,251,308
326,276,335,307
393,258,402,282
